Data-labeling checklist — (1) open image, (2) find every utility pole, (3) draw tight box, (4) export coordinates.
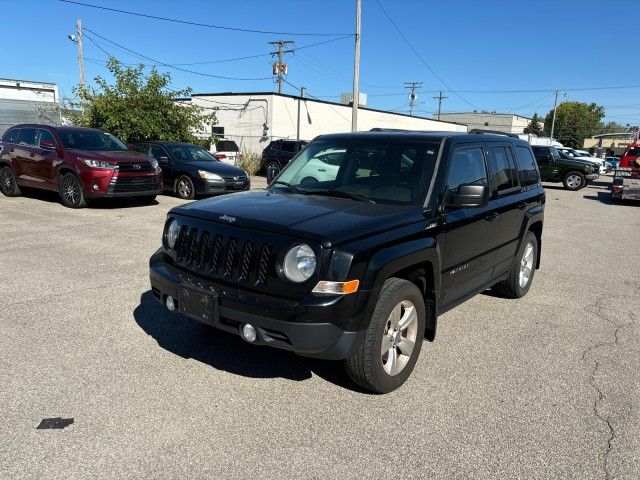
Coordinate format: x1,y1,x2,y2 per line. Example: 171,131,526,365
76,19,85,90
269,40,294,94
549,90,559,146
351,0,361,132
296,86,305,142
433,90,448,120
404,82,423,116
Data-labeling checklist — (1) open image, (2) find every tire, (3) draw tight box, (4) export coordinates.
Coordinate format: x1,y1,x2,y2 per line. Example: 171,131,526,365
494,231,538,299
59,173,87,208
0,166,21,197
175,175,195,200
562,171,586,191
345,278,426,394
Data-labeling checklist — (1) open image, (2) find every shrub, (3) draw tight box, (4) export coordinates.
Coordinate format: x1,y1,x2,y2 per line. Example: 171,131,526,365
237,151,261,176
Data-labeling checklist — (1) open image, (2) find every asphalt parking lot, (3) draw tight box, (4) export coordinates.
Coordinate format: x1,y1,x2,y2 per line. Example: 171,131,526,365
1,176,638,480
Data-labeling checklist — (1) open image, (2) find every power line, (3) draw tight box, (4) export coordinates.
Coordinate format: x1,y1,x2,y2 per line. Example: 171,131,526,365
269,40,295,94
375,0,479,111
60,0,352,36
83,28,272,81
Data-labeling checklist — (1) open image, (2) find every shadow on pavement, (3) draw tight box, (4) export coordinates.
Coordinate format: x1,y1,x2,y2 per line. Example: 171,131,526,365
17,187,158,209
133,290,367,392
583,191,639,206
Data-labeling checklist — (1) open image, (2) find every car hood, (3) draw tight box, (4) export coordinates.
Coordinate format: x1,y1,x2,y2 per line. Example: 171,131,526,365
573,156,603,164
171,190,424,245
69,149,150,162
183,160,246,177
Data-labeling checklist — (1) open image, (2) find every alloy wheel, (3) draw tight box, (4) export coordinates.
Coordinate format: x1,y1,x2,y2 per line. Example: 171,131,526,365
177,179,192,198
519,242,534,288
566,175,582,189
380,300,418,376
62,177,79,205
0,168,14,194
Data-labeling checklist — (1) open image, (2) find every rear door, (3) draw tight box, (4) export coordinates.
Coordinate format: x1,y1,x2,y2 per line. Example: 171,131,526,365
1,128,22,177
487,144,524,276
441,144,499,306
14,128,40,187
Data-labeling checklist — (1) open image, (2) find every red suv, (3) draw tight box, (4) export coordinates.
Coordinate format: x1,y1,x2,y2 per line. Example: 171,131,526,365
0,124,162,208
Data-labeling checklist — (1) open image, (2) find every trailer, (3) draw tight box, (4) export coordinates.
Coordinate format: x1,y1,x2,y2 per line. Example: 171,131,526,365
612,168,640,201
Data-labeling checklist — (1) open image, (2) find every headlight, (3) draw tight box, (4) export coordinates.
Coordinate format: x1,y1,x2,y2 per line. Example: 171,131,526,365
199,170,223,181
165,218,180,249
81,158,118,169
283,244,316,283
149,158,159,169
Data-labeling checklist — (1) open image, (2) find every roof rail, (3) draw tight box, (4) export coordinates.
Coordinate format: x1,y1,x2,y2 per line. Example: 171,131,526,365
467,128,519,138
369,128,413,132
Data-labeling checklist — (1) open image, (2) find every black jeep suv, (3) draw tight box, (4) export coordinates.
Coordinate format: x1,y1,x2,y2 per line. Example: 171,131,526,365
531,145,597,190
149,131,545,393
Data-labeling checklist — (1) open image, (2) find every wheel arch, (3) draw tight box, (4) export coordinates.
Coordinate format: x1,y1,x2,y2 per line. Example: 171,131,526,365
356,238,441,341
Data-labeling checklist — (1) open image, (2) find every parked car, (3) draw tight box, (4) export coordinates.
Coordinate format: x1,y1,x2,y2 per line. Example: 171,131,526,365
133,141,249,200
261,139,308,178
210,139,240,166
0,124,161,208
556,147,607,174
149,131,544,393
605,156,620,171
531,145,598,190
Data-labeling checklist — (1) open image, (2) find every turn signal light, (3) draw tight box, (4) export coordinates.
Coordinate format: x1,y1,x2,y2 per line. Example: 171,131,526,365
312,280,360,295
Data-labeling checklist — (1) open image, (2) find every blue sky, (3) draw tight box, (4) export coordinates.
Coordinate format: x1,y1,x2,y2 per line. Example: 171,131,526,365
4,0,638,125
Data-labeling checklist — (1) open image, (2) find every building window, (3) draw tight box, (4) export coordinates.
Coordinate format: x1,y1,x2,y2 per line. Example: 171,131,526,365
212,126,224,136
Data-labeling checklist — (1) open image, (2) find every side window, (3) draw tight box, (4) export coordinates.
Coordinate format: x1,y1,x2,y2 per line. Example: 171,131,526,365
488,146,517,195
17,128,38,147
515,146,541,187
532,147,550,165
2,128,21,144
38,129,56,146
447,147,488,194
150,145,168,159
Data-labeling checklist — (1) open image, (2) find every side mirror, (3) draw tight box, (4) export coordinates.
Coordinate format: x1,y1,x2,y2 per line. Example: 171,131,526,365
40,140,56,150
446,184,489,209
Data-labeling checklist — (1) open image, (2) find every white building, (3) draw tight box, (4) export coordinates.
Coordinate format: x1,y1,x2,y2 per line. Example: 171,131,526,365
0,78,61,133
185,92,467,154
433,112,534,135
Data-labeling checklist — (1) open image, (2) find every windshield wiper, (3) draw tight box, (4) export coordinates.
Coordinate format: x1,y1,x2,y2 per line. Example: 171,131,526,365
310,189,375,203
270,181,307,194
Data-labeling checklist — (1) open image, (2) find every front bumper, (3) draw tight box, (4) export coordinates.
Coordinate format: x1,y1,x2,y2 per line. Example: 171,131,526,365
195,178,250,195
586,173,599,180
81,170,162,198
149,250,364,360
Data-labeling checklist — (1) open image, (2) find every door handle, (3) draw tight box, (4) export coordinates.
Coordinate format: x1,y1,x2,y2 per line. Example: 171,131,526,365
29,153,35,157
517,203,527,210
484,212,498,222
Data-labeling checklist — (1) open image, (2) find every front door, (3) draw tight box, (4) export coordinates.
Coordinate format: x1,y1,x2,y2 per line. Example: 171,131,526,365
32,129,59,189
150,145,173,189
441,145,499,306
533,147,557,181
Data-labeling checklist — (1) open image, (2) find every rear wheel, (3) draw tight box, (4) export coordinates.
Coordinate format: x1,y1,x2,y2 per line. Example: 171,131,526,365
345,278,425,393
175,176,195,200
0,166,21,197
563,171,586,190
494,231,538,299
59,173,87,208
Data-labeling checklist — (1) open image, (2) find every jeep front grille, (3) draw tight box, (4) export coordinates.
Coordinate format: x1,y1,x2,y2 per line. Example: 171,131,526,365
173,225,272,287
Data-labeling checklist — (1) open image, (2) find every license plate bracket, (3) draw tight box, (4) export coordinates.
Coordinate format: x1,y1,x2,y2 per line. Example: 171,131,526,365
178,286,218,325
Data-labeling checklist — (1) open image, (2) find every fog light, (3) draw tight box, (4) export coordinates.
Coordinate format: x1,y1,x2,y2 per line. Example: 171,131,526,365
241,324,257,343
166,296,175,311
92,183,99,190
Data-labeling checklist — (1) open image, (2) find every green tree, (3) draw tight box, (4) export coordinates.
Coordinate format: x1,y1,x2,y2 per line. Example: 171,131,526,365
543,101,605,148
597,121,629,134
71,58,215,144
523,113,543,135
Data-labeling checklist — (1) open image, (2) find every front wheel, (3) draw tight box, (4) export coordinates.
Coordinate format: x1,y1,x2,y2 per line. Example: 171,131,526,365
494,231,538,298
563,171,586,190
59,173,87,208
0,166,21,197
345,278,425,394
175,176,195,200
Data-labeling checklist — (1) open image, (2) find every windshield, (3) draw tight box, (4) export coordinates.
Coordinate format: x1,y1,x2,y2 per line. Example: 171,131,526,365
59,130,127,151
273,138,441,206
168,144,217,162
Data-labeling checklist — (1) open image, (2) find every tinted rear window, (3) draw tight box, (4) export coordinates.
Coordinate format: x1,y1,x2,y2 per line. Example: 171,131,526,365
2,128,20,144
281,142,296,153
17,128,38,147
515,146,541,187
217,140,239,152
627,148,640,156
